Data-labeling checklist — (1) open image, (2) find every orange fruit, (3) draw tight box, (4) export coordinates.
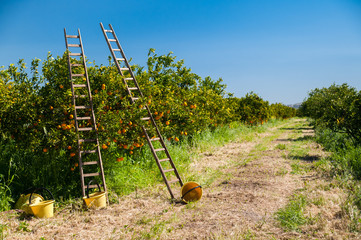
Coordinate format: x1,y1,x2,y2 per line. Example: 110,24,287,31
43,148,48,153
102,144,108,150
117,157,124,162
67,146,72,150
70,152,76,157
101,84,106,90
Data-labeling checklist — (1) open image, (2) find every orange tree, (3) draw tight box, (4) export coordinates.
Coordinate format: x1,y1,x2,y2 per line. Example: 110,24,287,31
270,103,297,119
1,49,297,200
0,50,239,199
300,83,361,144
237,92,270,125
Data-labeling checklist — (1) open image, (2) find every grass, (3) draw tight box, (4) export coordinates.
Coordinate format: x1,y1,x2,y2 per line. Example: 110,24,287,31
275,193,309,231
275,143,286,150
104,119,282,198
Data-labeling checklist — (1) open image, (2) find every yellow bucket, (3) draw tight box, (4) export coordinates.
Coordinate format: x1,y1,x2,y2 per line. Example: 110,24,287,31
29,200,55,218
15,193,44,215
181,181,202,203
83,180,107,209
16,187,55,218
83,192,107,209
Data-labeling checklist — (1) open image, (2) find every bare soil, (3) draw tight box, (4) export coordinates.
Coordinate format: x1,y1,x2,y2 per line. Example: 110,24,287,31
1,119,358,239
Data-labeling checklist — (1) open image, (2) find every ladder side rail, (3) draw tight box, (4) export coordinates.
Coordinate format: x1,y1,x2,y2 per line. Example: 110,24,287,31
108,24,144,98
142,126,175,199
77,29,107,194
64,28,86,197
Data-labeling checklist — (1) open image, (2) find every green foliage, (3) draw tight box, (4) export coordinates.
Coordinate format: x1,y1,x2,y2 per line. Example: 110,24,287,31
0,174,14,212
270,103,297,119
237,92,270,125
0,49,295,207
300,83,361,144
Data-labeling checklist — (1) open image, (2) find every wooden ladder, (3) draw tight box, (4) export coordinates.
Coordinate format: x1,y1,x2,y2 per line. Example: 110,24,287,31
64,28,107,198
100,23,183,199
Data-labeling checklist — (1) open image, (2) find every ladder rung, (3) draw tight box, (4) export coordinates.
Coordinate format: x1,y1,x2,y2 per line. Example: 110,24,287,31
73,84,86,88
71,63,83,67
75,106,91,110
69,53,82,56
113,49,121,51
128,87,138,90
163,169,174,173
154,148,165,152
83,172,100,177
72,73,85,77
78,139,97,143
168,179,180,184
83,184,102,189
80,150,97,154
132,98,139,101
124,78,133,81
116,58,125,61
77,116,91,120
104,29,113,33
74,95,87,98
83,184,103,189
141,117,150,121
159,158,170,162
151,138,160,141
108,39,116,42
82,161,98,166
120,68,129,71
68,44,81,47
66,35,79,38
78,127,95,131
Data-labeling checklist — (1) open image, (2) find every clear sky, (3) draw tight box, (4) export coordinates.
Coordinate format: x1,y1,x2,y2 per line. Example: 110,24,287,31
1,0,361,104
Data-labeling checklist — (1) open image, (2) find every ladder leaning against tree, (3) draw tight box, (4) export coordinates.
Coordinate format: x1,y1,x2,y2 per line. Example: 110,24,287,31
64,28,107,199
99,22,183,200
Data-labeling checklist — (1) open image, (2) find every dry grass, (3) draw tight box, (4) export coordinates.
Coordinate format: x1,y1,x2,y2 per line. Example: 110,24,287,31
1,118,359,239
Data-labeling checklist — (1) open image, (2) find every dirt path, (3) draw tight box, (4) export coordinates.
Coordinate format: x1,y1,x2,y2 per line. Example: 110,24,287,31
1,119,357,239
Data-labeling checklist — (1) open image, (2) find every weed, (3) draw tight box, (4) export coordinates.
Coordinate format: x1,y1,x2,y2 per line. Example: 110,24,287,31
275,144,286,150
241,229,255,240
275,167,288,176
17,221,31,232
312,196,325,206
0,223,8,240
276,194,309,231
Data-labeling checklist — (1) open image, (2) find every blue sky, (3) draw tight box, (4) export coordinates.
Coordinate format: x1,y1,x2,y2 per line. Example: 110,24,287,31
1,0,361,104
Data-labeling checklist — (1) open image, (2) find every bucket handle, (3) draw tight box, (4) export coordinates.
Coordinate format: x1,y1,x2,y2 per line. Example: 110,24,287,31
29,187,54,205
181,185,202,200
86,180,102,199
